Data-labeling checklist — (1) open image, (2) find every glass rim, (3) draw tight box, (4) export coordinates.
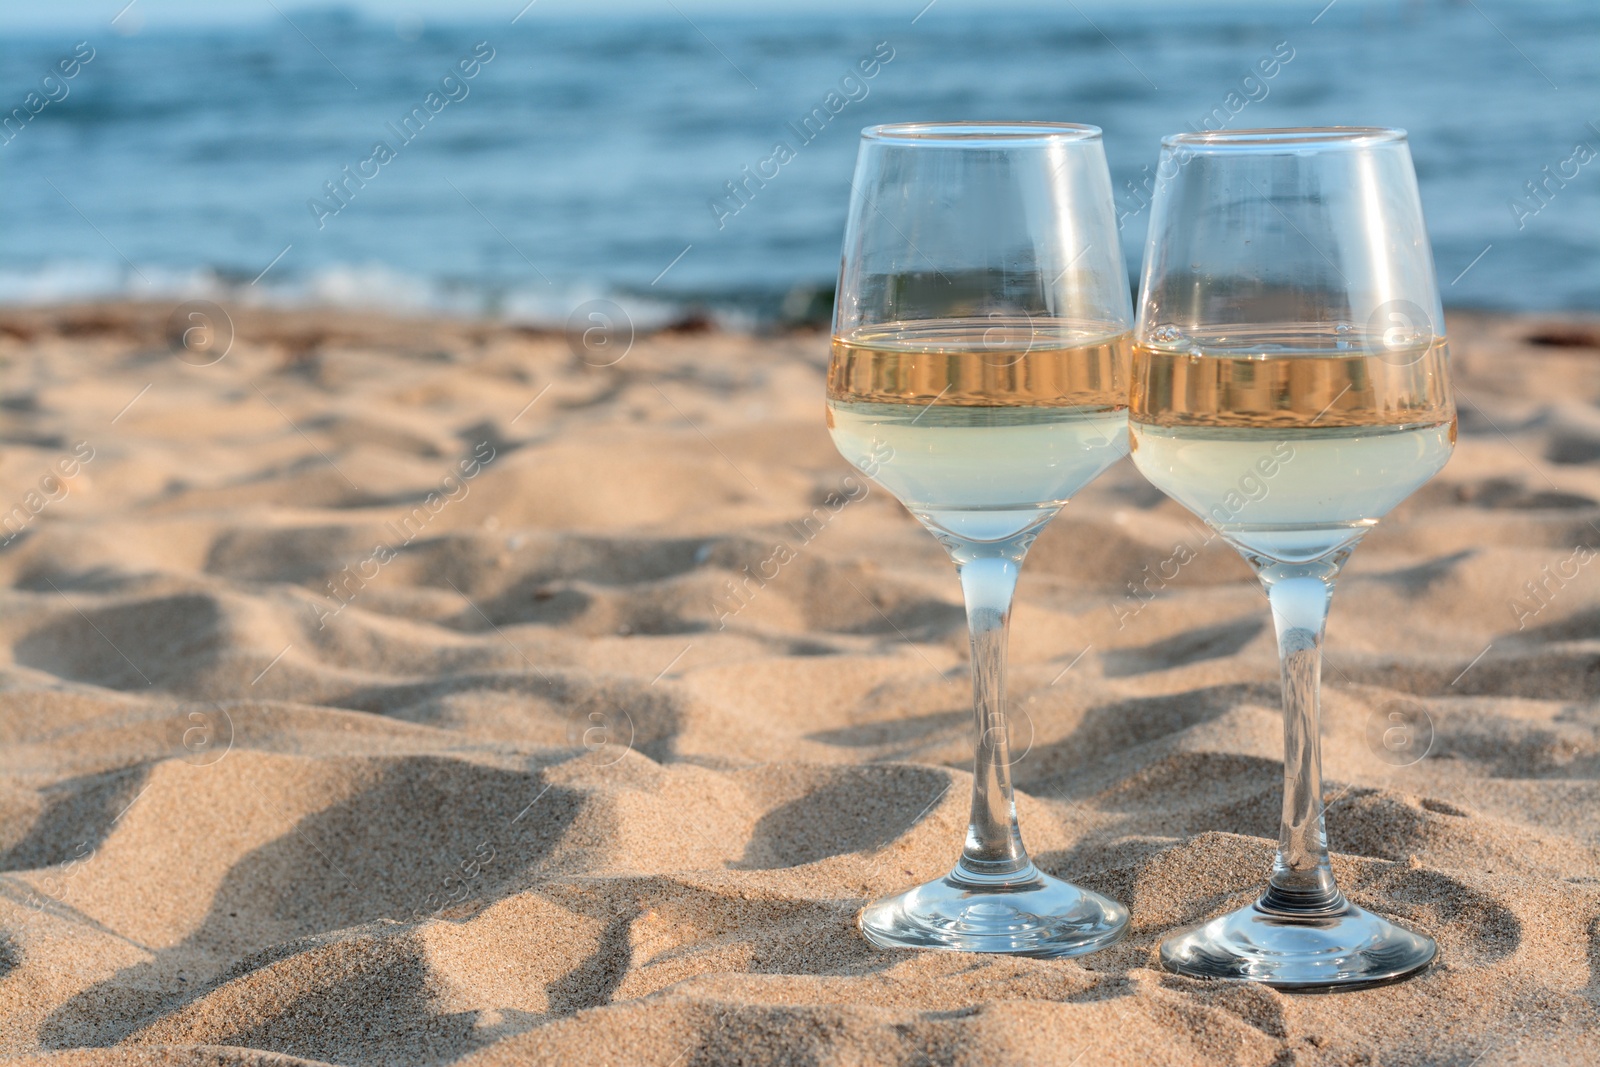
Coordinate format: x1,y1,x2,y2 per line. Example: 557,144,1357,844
861,121,1103,146
1162,126,1408,151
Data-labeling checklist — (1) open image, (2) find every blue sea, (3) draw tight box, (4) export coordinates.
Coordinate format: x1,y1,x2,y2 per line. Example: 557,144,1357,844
1,0,1597,325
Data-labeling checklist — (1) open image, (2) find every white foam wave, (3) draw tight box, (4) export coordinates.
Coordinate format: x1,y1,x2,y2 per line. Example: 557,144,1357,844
0,260,725,331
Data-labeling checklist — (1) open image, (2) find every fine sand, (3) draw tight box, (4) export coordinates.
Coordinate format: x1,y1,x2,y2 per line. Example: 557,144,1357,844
0,302,1597,1066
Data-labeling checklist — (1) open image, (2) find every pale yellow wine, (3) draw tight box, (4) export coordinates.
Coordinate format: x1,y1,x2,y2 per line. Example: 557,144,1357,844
1129,327,1456,561
827,318,1131,542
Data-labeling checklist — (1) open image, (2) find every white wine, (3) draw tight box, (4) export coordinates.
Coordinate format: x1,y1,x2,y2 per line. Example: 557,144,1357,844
829,402,1129,542
827,319,1130,542
1129,329,1456,562
1131,422,1455,561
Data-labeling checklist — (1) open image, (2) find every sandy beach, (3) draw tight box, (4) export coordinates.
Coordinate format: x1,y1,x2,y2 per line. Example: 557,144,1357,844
0,301,1596,1066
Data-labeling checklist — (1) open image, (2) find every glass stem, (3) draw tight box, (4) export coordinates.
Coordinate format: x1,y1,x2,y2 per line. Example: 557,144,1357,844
952,541,1034,883
1258,568,1344,914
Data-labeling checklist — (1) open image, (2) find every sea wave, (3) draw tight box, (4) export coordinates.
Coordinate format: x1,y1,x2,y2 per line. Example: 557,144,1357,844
0,260,788,331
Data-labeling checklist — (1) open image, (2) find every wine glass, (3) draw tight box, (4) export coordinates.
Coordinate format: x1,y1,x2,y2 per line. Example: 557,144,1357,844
829,122,1132,956
1129,128,1454,989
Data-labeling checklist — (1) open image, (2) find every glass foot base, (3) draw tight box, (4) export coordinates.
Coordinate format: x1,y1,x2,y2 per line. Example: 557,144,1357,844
859,864,1128,958
1160,894,1437,991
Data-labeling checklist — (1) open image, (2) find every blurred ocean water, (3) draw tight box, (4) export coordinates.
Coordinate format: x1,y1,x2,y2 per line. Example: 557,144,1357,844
0,1,1596,324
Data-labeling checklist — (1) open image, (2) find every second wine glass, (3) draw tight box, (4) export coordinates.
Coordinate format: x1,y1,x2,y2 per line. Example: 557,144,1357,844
1129,127,1453,989
828,122,1131,957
